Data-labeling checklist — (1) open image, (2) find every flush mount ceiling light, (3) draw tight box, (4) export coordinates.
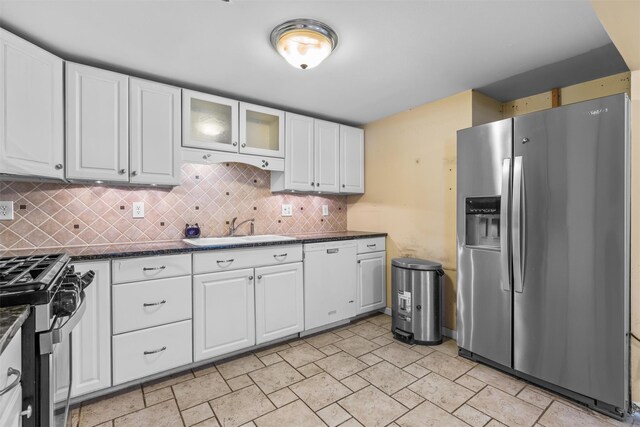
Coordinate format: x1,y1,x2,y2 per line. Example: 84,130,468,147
270,19,338,70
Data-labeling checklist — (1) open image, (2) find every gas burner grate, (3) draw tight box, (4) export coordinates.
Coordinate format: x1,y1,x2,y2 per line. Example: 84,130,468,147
0,254,69,293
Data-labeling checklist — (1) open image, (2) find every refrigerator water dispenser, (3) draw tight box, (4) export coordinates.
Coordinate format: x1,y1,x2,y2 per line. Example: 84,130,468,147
465,197,500,250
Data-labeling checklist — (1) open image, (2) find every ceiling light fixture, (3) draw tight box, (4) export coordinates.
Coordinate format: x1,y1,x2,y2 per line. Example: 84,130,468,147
270,19,338,70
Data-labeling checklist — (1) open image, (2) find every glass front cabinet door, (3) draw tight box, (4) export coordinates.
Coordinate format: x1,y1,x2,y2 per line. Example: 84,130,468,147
182,89,238,152
239,102,285,158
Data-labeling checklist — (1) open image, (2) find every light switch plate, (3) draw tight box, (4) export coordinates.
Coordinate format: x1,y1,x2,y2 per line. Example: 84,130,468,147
281,204,292,217
322,205,329,216
0,201,14,220
133,202,145,218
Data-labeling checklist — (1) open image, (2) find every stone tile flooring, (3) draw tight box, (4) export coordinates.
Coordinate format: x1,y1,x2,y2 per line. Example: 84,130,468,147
68,313,640,427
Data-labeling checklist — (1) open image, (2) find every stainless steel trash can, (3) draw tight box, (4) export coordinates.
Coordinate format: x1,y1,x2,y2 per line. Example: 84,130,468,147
391,258,445,345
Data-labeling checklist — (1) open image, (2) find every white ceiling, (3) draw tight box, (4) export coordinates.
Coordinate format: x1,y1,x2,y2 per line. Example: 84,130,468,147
0,0,613,125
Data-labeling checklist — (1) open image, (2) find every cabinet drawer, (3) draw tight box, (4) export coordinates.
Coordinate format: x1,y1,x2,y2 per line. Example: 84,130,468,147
193,244,302,274
0,329,21,415
356,237,385,254
112,276,192,334
112,320,192,385
112,254,191,284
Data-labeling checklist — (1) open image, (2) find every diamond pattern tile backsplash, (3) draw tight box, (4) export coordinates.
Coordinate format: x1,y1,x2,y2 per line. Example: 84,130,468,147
0,163,347,250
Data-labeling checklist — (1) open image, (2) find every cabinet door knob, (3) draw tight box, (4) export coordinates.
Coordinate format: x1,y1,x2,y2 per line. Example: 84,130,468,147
257,275,262,280
233,141,238,147
342,184,346,188
119,169,126,175
241,143,246,148
248,276,254,280
310,182,314,186
55,163,63,170
131,171,138,176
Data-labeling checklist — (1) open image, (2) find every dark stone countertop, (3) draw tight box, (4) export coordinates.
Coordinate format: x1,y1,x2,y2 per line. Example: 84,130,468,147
0,305,29,355
0,231,387,261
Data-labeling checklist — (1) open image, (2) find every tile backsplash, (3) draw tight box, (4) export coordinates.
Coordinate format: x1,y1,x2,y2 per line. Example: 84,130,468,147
0,163,347,250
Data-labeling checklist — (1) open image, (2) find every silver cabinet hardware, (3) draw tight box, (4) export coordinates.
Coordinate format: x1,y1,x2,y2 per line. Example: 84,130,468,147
261,160,269,168
143,346,167,355
357,260,361,263
522,137,530,143
143,266,166,271
118,168,126,174
143,300,166,307
241,143,246,148
327,248,339,254
55,163,63,170
131,171,138,176
0,367,21,396
233,141,238,146
348,300,354,303
21,405,32,419
273,253,287,259
203,153,212,160
248,276,254,280
216,259,234,265
342,184,345,188
310,182,314,186
257,275,262,279
366,244,376,248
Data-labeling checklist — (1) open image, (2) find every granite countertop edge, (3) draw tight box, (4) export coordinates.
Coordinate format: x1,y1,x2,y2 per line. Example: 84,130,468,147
0,231,388,261
0,305,29,355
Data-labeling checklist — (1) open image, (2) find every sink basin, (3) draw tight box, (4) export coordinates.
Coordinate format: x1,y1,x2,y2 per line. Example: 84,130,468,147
183,235,296,247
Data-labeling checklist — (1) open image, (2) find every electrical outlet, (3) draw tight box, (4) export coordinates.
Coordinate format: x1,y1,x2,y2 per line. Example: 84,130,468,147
322,205,329,216
281,204,292,217
0,201,14,221
132,202,145,218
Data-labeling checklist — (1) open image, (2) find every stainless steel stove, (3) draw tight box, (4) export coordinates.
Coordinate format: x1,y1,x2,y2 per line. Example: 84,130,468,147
0,254,95,427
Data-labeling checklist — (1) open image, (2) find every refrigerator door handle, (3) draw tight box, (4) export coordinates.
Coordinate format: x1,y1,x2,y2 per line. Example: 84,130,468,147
500,158,511,291
513,156,524,293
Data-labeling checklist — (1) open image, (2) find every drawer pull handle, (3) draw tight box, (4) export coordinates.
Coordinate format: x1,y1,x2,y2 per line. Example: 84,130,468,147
273,253,287,259
0,367,21,396
216,259,234,265
327,249,339,254
367,244,377,248
143,266,166,271
143,300,167,307
144,346,167,355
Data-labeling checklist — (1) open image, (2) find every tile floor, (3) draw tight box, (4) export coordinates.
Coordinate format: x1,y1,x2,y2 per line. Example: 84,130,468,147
68,313,639,427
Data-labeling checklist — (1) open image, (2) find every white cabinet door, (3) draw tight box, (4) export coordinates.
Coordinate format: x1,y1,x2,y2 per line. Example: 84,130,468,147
0,28,64,179
314,120,340,193
70,261,111,397
357,252,386,314
304,241,357,330
129,78,181,185
66,62,129,182
340,125,365,194
240,102,284,158
284,113,315,192
193,269,255,361
255,262,303,345
182,89,238,152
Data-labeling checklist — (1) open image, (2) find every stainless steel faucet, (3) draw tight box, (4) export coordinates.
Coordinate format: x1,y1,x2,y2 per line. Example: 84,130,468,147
229,217,255,236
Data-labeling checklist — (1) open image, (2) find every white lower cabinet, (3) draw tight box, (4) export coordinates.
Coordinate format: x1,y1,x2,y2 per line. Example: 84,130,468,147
54,261,111,401
357,251,386,314
193,268,255,361
255,262,304,345
112,319,192,385
303,241,358,330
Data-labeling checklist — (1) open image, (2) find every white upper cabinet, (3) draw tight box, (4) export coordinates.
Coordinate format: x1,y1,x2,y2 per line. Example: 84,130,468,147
283,113,314,192
239,102,284,158
66,62,129,182
314,119,340,193
0,28,64,179
182,89,238,152
129,78,181,186
340,125,365,194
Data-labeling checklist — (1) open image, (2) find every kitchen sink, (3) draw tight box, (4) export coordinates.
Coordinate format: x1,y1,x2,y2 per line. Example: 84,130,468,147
182,235,296,246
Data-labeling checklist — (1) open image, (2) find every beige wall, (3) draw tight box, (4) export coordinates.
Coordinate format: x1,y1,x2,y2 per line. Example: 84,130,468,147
347,90,474,330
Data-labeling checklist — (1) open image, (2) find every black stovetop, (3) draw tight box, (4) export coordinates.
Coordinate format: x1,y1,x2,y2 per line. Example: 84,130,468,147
0,254,70,306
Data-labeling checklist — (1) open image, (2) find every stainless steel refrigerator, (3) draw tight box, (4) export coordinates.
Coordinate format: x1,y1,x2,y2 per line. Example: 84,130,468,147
456,93,630,418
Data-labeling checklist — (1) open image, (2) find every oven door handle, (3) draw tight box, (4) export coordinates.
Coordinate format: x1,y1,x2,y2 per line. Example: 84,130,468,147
39,291,87,355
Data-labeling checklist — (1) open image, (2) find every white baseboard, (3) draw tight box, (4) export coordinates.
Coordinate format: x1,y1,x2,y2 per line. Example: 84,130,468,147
383,307,392,316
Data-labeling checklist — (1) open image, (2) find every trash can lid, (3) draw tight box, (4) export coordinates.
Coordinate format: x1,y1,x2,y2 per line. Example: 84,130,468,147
392,257,443,271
